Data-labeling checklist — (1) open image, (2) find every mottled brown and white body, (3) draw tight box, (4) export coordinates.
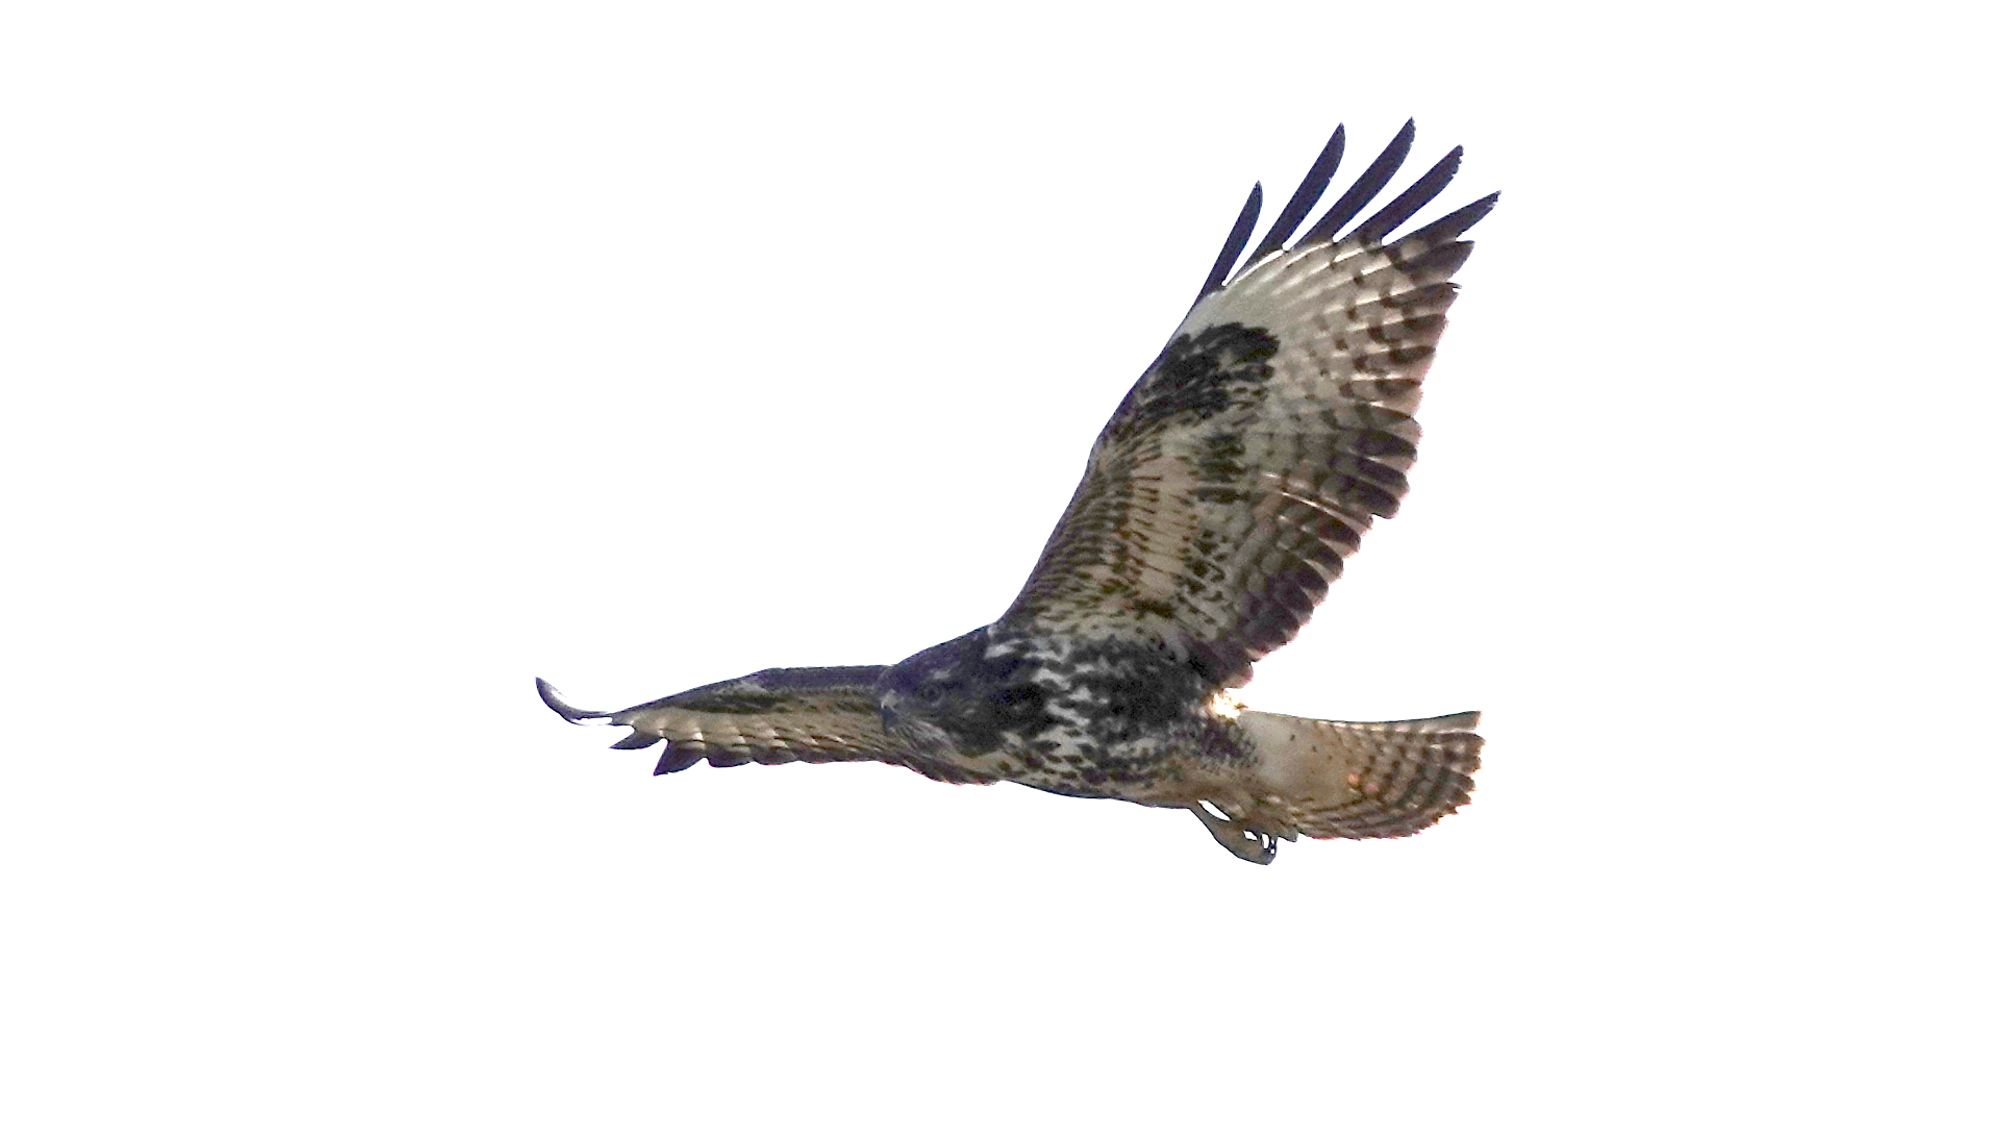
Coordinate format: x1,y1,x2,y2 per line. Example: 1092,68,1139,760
539,121,1493,863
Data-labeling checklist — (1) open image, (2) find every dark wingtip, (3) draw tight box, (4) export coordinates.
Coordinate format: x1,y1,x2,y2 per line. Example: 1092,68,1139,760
1405,190,1500,245
1246,124,1347,265
1352,144,1463,245
536,677,609,725
610,729,662,750
654,746,703,774
1300,119,1418,245
1190,181,1264,309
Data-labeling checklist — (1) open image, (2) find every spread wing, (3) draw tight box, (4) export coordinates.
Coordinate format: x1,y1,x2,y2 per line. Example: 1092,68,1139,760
536,667,993,785
1000,122,1496,688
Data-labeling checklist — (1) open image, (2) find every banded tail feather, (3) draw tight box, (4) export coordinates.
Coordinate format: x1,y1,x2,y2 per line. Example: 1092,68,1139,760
1192,709,1480,863
1239,709,1481,839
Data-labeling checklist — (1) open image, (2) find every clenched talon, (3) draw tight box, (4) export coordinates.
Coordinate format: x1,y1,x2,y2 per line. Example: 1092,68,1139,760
1191,803,1280,865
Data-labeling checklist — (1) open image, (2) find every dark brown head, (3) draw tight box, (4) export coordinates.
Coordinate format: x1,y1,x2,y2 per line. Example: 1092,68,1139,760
877,626,1053,757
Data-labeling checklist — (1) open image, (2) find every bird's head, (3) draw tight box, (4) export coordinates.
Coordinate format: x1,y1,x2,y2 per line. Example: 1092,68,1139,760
878,625,1053,757
877,626,990,747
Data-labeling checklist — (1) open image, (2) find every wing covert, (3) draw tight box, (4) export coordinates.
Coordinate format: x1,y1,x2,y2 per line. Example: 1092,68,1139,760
1001,124,1496,688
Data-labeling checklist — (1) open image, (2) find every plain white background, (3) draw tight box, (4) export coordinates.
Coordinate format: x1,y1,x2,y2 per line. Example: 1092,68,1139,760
4,2,1994,1121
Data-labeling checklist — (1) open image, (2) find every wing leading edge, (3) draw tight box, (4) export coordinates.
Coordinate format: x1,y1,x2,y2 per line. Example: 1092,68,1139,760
537,666,992,784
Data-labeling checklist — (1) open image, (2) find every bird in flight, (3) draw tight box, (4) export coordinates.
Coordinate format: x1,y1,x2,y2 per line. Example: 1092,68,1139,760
539,121,1495,863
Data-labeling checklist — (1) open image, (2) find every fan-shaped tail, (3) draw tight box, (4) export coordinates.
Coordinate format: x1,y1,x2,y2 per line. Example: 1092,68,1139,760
1236,709,1480,839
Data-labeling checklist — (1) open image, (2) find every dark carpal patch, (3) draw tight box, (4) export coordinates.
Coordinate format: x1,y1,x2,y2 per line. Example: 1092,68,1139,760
1112,323,1279,439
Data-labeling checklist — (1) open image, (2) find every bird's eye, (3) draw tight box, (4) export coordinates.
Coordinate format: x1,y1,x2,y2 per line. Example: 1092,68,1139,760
918,683,947,705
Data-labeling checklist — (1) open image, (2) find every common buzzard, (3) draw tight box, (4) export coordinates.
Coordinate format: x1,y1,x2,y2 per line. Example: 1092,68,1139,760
538,122,1494,863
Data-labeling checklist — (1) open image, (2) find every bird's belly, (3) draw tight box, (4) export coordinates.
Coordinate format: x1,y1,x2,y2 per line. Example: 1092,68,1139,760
952,726,1206,803
924,629,1248,802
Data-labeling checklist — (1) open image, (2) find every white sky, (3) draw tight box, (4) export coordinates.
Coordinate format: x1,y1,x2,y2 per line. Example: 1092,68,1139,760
4,2,1994,1122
